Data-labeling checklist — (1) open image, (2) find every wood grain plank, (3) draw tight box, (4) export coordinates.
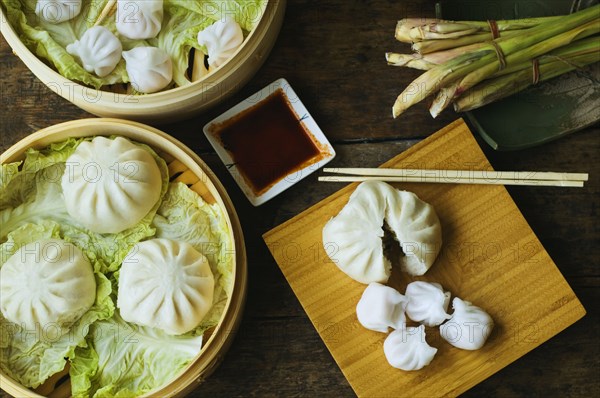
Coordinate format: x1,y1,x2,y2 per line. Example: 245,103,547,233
263,119,586,397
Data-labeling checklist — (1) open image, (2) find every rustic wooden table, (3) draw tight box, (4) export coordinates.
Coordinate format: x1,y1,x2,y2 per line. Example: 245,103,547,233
1,1,598,397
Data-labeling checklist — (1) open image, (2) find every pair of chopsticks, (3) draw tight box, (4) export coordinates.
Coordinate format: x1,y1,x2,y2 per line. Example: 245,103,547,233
319,168,589,187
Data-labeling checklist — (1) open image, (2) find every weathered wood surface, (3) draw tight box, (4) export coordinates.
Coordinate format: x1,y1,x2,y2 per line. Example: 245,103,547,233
1,0,598,397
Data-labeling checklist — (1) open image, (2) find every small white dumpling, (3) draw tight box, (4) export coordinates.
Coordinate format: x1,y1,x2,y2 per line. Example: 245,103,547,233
384,325,437,371
0,239,96,334
405,281,451,326
197,17,244,69
440,297,494,350
117,239,215,335
356,283,407,333
66,26,122,77
322,181,442,284
116,0,163,40
35,0,82,24
123,46,173,93
61,136,162,234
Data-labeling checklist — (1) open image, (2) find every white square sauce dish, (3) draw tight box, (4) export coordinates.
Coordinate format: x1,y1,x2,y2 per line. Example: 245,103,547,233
204,78,336,206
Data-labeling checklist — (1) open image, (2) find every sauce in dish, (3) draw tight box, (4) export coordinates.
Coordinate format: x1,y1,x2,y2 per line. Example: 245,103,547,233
212,88,328,195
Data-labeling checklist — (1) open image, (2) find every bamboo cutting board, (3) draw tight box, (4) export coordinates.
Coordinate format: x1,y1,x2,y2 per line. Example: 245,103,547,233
263,119,586,397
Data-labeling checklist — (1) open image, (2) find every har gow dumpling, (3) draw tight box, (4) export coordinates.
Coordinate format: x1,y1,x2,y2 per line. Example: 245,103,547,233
123,46,173,93
405,281,451,327
197,16,244,69
66,26,122,77
116,0,164,40
322,181,442,284
35,0,82,24
117,239,215,335
0,239,96,335
356,282,407,333
61,136,162,234
384,325,437,371
440,297,494,350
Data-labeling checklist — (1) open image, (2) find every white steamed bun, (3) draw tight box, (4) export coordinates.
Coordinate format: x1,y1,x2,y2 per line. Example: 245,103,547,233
117,239,215,335
197,16,244,69
322,180,442,284
123,46,173,93
0,239,96,334
356,282,407,333
440,297,494,350
405,281,451,327
36,0,82,24
116,0,164,40
61,136,162,234
384,325,437,371
66,26,122,77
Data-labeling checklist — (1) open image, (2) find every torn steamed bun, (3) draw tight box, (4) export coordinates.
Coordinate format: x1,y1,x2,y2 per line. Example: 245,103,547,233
322,181,442,284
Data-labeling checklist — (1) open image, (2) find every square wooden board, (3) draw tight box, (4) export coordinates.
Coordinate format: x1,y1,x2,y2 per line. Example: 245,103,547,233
263,119,585,397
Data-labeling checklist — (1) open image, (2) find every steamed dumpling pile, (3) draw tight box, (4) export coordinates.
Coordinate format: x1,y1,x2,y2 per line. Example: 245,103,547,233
355,281,493,371
62,0,174,93
322,180,442,283
0,239,96,335
61,136,162,234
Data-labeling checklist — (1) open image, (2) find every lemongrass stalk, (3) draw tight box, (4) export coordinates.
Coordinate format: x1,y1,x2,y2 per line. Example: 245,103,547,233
386,53,436,70
413,30,522,54
430,81,461,118
492,36,600,77
392,4,600,118
454,19,600,98
395,18,444,42
392,48,494,118
431,21,599,115
388,43,489,70
409,26,479,41
399,16,562,43
454,52,600,112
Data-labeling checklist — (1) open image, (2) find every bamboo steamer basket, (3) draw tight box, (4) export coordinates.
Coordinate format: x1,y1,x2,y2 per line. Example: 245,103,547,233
0,1,286,123
0,119,247,398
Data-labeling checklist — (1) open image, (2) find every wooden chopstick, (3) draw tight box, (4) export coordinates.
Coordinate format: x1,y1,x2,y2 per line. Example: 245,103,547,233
95,0,117,26
319,168,588,187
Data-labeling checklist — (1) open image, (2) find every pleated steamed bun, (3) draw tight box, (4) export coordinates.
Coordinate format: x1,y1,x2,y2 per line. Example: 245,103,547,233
117,239,215,335
322,181,442,284
0,239,96,334
61,136,162,234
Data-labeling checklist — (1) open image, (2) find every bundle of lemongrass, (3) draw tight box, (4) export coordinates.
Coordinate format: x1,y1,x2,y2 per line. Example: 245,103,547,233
388,5,600,118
